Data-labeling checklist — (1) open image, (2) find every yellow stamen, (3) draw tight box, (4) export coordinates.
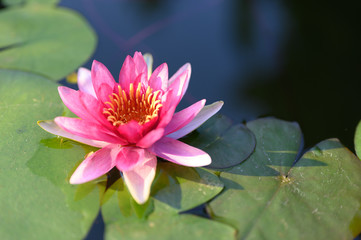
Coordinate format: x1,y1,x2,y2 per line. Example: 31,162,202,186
103,83,162,126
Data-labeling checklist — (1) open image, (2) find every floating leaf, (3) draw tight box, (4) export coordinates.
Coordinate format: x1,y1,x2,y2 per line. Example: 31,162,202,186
355,120,361,159
102,179,236,240
152,161,224,213
182,114,256,169
0,5,96,80
208,118,361,239
104,211,236,240
3,0,59,6
0,70,100,239
101,179,153,222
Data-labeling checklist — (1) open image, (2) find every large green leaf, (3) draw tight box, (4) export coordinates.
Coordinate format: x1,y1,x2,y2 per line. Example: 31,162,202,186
105,212,236,240
208,118,361,239
3,0,59,6
0,70,100,239
355,120,361,159
102,179,236,240
101,161,224,217
152,161,224,213
182,114,256,169
0,5,96,81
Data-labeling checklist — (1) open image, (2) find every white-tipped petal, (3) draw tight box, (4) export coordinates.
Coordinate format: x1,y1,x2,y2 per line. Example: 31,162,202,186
164,99,206,136
167,101,224,139
168,63,191,102
150,137,211,167
70,144,120,184
77,67,96,98
122,151,157,204
37,120,109,148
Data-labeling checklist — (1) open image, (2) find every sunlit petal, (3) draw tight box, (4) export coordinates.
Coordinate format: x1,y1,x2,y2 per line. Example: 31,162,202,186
122,151,157,204
58,86,107,126
168,63,191,102
149,63,168,91
167,101,224,139
55,117,126,145
70,144,121,184
91,60,116,103
77,67,96,98
38,120,108,148
115,147,148,172
164,99,206,136
150,137,211,167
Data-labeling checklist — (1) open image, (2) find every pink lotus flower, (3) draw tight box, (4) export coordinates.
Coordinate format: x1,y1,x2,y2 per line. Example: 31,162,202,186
38,52,223,204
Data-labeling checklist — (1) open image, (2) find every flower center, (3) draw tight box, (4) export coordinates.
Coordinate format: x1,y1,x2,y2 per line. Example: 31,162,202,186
103,83,162,126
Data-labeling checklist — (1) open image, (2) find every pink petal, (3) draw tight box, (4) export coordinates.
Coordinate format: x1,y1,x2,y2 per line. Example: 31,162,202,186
167,101,224,139
164,99,206,136
58,86,110,126
138,116,160,135
122,151,157,204
91,60,116,104
77,67,96,98
150,137,211,167
115,147,148,172
119,55,135,90
149,63,168,91
38,120,108,148
156,64,191,128
133,51,148,79
132,72,147,91
156,91,178,130
55,117,127,145
70,144,121,184
168,63,191,102
136,128,165,149
116,120,143,144
96,83,113,105
119,54,148,91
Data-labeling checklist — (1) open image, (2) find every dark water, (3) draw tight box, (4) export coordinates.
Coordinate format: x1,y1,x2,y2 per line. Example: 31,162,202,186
59,0,361,151
56,0,360,239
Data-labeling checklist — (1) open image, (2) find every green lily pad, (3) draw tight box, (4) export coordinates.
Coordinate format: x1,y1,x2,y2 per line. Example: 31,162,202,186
208,118,361,239
0,4,96,81
0,70,100,239
101,178,153,222
3,0,59,6
152,161,224,213
102,179,236,240
182,114,256,169
105,212,236,240
355,120,361,159
102,160,224,216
